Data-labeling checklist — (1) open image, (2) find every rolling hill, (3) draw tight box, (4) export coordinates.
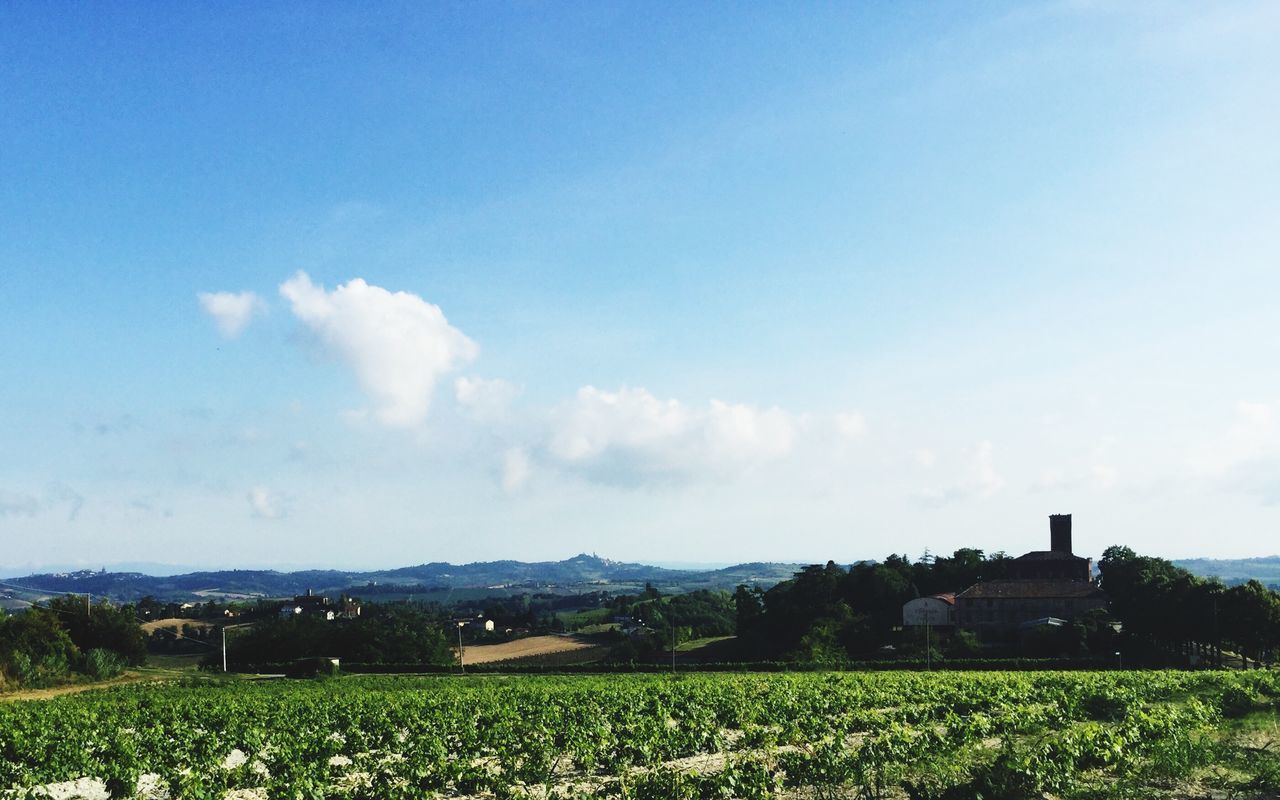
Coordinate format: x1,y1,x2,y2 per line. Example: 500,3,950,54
0,554,801,603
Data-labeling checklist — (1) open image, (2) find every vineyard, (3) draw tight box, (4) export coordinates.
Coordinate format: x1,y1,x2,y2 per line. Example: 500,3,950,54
3,670,1279,799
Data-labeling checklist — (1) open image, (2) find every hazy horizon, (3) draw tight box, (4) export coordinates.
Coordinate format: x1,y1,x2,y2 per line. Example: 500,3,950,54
4,3,1279,569
8,544,1280,582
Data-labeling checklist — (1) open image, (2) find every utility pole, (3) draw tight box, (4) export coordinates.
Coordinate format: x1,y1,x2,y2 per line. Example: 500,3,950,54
220,623,251,674
457,622,466,675
925,607,932,671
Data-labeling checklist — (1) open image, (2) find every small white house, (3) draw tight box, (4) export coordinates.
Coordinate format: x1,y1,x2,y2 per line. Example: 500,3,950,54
902,594,956,627
484,619,495,632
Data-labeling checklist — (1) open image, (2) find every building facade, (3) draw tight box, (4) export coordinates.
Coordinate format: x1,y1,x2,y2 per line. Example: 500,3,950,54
954,514,1106,640
902,594,956,627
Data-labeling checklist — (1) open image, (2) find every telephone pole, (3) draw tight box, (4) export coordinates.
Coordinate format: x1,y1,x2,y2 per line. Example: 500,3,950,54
457,622,466,674
925,608,932,671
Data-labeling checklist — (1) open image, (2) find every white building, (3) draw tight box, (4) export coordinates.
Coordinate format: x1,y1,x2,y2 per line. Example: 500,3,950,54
902,594,956,627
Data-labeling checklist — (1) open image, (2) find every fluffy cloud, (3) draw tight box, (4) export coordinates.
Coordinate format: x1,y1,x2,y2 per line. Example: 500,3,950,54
0,489,40,517
913,441,1004,507
1213,400,1280,504
455,376,521,421
501,447,532,493
0,484,84,521
280,272,477,427
834,411,867,440
546,386,794,484
247,487,283,519
198,291,266,338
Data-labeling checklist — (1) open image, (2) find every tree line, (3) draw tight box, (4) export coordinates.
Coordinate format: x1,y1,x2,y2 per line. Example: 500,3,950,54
732,546,1280,666
219,604,453,669
1099,546,1280,666
0,596,146,689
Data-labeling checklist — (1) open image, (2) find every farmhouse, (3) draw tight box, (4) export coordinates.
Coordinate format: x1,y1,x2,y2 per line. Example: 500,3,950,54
902,593,955,627
954,514,1106,640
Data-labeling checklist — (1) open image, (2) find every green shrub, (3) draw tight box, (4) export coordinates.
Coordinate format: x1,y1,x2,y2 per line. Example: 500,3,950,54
83,648,126,680
1220,683,1264,718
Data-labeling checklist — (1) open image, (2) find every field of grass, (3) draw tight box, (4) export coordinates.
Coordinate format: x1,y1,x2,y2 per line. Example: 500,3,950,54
555,607,613,629
674,635,735,652
3,669,1278,799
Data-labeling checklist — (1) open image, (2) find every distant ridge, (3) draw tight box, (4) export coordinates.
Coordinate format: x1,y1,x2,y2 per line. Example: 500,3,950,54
0,553,802,603
1174,555,1280,586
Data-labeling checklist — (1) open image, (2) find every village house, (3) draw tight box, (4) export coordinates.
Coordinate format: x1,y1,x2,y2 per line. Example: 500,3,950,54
902,593,955,627
279,589,361,621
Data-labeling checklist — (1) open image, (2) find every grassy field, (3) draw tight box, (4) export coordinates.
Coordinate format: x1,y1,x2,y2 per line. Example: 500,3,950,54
3,669,1279,798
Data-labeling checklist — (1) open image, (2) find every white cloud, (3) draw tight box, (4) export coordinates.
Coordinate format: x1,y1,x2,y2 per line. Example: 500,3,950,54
501,447,531,493
1236,400,1275,432
0,484,83,521
198,291,266,338
913,441,1004,507
834,411,867,440
0,489,40,517
1188,400,1278,477
913,449,937,468
1210,400,1280,505
704,400,795,462
970,441,1005,497
455,376,521,421
247,487,282,520
1090,464,1119,490
546,386,794,484
279,272,478,427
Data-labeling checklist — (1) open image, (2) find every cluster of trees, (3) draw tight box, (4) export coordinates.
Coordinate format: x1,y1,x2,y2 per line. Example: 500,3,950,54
731,546,1280,666
1100,546,1280,666
599,586,736,662
136,596,230,621
733,551,1017,662
468,591,613,633
613,586,735,641
220,603,453,668
0,596,146,689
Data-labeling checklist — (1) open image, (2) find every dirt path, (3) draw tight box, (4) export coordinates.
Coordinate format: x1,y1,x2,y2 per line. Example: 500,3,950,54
459,635,596,664
0,670,168,703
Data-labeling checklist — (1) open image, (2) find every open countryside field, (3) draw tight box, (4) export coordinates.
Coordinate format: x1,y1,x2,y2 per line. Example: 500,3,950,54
460,635,598,665
139,618,214,634
3,670,1280,799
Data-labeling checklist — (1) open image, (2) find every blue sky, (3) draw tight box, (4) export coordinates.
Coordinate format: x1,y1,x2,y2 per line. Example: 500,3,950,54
2,2,1279,572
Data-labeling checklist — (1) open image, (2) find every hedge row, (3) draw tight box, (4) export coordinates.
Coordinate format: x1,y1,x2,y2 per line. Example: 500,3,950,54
227,656,1123,675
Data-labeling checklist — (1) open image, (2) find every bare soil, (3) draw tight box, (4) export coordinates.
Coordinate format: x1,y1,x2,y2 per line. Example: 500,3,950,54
459,635,597,665
140,617,215,633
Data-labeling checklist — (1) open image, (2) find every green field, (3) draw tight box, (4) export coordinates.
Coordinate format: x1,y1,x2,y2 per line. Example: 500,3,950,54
2,670,1279,798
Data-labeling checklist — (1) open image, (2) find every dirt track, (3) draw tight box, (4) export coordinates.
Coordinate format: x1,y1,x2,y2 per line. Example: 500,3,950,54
0,671,163,703
459,635,595,665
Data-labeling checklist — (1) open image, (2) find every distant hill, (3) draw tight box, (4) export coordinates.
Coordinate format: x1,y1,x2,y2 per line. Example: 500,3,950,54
1174,556,1280,587
0,554,801,603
